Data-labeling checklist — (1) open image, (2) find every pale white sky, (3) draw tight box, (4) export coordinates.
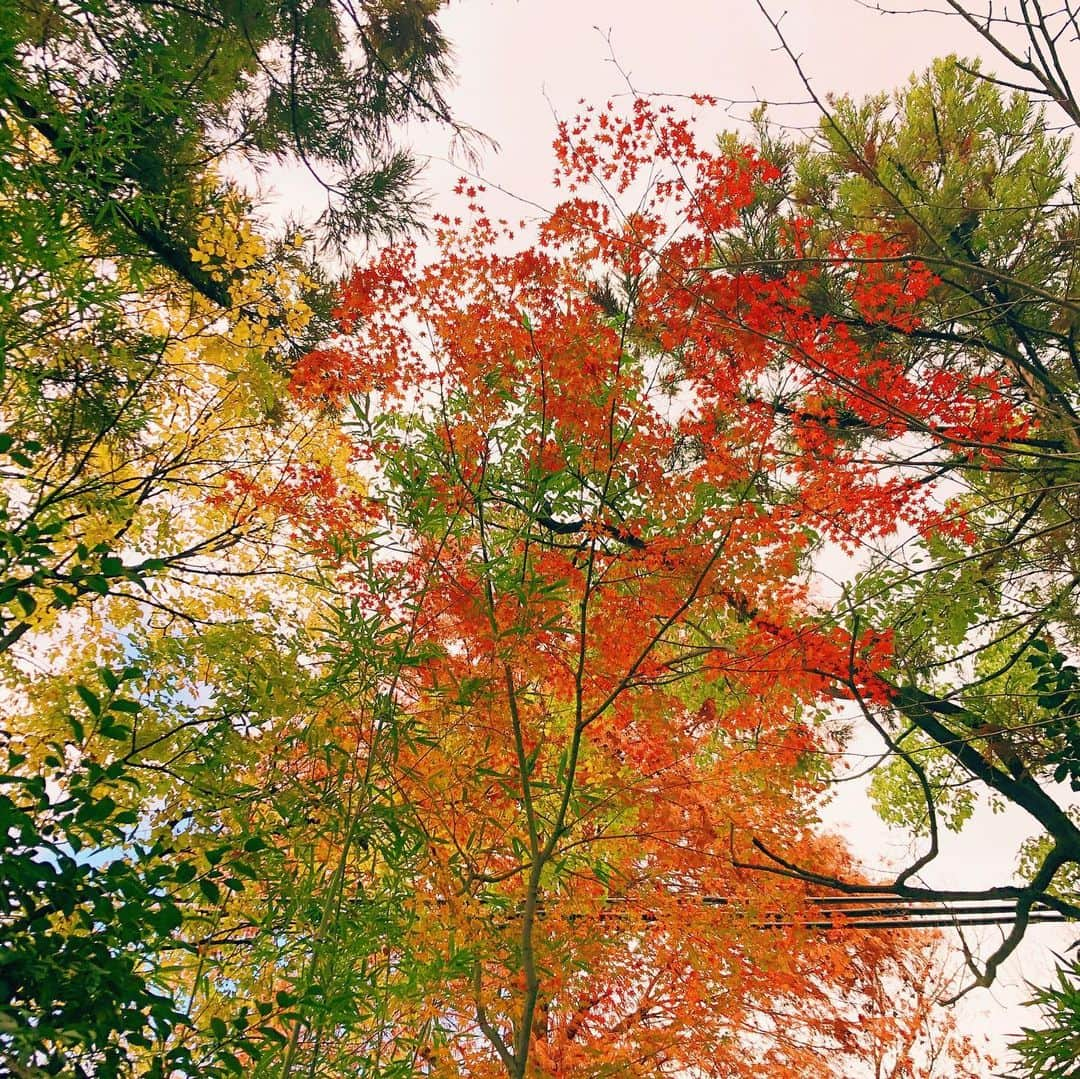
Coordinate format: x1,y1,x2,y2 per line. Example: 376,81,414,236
267,0,1077,1068
422,0,943,185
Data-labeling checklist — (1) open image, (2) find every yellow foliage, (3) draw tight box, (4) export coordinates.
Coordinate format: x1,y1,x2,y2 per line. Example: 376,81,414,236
1,185,344,818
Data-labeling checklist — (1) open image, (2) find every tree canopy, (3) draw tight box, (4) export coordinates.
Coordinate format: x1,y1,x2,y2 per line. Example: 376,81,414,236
237,95,998,1077
1,1,461,1074
2,2,1078,1077
731,1,1080,998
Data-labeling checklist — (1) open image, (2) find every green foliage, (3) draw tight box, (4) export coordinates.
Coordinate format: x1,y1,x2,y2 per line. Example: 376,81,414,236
0,674,186,1077
1024,640,1080,790
1009,957,1080,1079
0,3,463,1075
1,0,456,273
726,42,1080,1028
748,54,1080,809
868,730,978,836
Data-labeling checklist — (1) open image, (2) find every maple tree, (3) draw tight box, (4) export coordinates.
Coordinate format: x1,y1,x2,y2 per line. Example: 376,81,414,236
251,97,1000,1077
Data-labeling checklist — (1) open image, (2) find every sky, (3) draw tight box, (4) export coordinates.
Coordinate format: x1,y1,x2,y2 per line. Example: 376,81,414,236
418,0,943,188
266,1,974,240
268,0,1077,1066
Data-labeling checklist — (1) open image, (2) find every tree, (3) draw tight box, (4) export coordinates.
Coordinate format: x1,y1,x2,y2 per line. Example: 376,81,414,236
656,2,1080,1001
251,98,995,1077
0,2,465,1072
0,0,464,683
0,4,1047,1071
1,676,187,1079
2,0,459,280
0,0,463,651
0,146,377,1079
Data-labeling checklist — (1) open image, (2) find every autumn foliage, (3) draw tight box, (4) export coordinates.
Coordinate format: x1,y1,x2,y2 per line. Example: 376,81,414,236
245,98,1019,1077
8,0,1079,1068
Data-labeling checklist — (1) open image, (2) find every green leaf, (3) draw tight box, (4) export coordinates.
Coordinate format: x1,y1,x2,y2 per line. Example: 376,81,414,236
75,684,102,717
219,1051,244,1074
174,862,197,884
199,878,221,903
84,795,116,821
83,575,110,596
